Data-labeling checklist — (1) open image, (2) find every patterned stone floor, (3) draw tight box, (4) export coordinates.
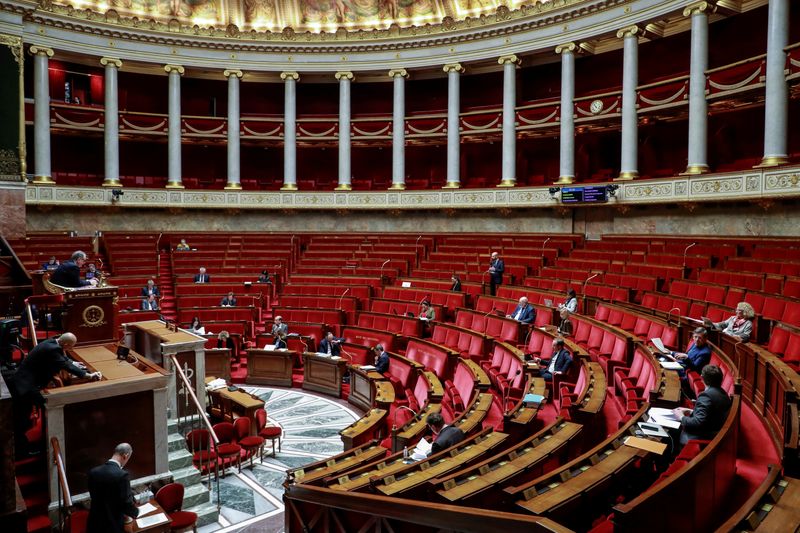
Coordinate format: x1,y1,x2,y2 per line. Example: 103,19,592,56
197,387,360,533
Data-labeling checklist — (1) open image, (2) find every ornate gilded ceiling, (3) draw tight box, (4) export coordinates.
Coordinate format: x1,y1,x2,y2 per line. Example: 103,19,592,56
57,0,543,32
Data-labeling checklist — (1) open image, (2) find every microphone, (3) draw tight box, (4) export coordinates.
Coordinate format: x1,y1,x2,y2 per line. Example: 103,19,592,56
502,369,523,415
483,307,500,319
339,348,354,362
415,235,422,267
583,273,599,293
541,237,550,267
683,243,697,269
338,288,350,310
521,327,533,353
380,259,390,280
392,404,419,450
666,307,681,327
299,339,309,354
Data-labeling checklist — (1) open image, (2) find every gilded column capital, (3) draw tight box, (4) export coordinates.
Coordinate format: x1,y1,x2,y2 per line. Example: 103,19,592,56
164,64,185,75
224,69,243,79
29,46,54,57
616,25,643,39
443,63,464,74
683,1,714,17
280,71,300,81
100,57,123,69
388,68,409,79
335,71,354,81
555,42,578,55
498,55,521,67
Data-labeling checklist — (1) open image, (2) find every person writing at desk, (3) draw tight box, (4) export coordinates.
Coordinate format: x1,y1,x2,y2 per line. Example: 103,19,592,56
50,251,96,288
141,279,159,298
318,332,343,356
672,365,731,446
11,333,101,455
220,292,237,307
419,301,435,321
193,267,210,283
426,412,465,455
374,344,389,374
507,296,535,325
42,256,59,271
87,443,139,533
533,338,572,381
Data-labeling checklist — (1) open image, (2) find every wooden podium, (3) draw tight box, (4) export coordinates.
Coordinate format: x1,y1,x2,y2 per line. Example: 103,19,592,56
246,349,295,387
302,353,348,397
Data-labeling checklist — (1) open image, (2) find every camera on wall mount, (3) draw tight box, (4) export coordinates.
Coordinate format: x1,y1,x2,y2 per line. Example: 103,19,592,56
548,187,561,199
111,189,124,202
605,184,620,197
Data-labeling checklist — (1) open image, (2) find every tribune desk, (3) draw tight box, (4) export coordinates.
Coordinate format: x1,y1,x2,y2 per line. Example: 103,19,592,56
348,365,395,412
45,343,170,506
122,320,207,418
246,349,295,387
302,353,348,397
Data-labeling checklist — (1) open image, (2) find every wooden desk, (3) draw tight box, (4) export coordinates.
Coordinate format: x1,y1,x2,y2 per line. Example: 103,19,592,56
394,403,442,453
246,349,294,387
421,370,445,401
303,353,348,397
293,441,388,485
204,348,231,382
460,358,491,390
340,408,387,450
206,379,265,434
348,365,389,412
125,500,171,533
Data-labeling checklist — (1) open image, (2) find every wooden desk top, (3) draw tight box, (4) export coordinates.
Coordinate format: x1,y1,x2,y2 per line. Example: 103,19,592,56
206,378,265,410
460,359,491,389
125,499,171,533
421,371,444,399
127,320,204,345
340,409,387,440
579,362,606,414
296,444,388,485
68,344,168,382
397,403,442,439
374,381,396,406
758,477,800,532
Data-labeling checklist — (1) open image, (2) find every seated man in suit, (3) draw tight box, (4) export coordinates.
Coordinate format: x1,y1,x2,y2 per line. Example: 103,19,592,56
42,256,60,271
141,279,159,298
426,412,465,455
673,365,731,446
318,332,343,356
669,327,712,397
220,292,237,307
141,294,159,311
194,267,210,283
87,443,139,533
50,251,95,288
374,344,390,373
271,316,288,337
534,338,572,381
507,296,536,325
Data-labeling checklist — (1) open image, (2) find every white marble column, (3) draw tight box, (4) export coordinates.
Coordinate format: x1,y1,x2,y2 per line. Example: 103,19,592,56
224,69,243,190
498,55,520,187
443,63,464,189
164,64,185,188
760,0,790,167
389,68,408,190
335,71,354,191
281,71,299,190
617,27,640,180
683,2,710,174
556,43,577,184
30,46,54,184
101,57,123,187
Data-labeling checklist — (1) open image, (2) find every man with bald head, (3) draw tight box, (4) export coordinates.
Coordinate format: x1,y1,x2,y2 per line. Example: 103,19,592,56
11,333,101,455
87,443,139,533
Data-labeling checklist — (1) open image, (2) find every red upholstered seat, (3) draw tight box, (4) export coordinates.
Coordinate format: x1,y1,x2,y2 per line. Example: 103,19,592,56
234,417,263,468
212,422,242,475
260,427,282,437
155,483,197,532
255,408,283,457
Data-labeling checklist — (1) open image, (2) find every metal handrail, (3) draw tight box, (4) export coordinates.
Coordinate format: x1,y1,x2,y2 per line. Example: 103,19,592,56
25,302,37,347
51,436,75,533
169,354,219,445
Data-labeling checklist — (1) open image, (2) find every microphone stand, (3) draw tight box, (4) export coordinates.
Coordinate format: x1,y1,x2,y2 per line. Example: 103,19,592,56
379,259,390,284
415,236,422,268
666,307,681,328
541,237,550,269
392,405,419,453
683,243,697,270
502,369,522,416
338,288,350,311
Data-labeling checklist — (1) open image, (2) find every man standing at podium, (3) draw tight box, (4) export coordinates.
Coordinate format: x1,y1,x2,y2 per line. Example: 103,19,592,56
50,251,95,288
87,443,140,533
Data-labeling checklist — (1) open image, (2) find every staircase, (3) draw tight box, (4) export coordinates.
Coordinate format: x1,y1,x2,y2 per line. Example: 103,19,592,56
167,419,219,527
158,251,177,322
15,455,51,533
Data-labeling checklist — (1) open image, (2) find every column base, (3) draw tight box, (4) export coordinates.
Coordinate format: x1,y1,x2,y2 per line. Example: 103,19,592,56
33,175,55,185
614,171,638,181
496,179,516,188
280,183,298,191
102,179,123,187
680,165,709,176
335,183,352,191
224,182,242,190
755,155,789,168
165,181,185,189
442,181,460,189
388,182,406,190
555,175,575,185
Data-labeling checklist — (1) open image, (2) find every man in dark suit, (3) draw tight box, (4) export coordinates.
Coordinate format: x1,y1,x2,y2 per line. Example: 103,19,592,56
50,251,93,288
536,338,572,381
427,412,465,455
193,267,210,283
318,332,343,357
450,275,462,292
141,279,159,298
220,292,237,307
11,333,100,454
673,365,732,446
87,443,139,533
488,252,504,296
507,296,536,325
374,344,390,374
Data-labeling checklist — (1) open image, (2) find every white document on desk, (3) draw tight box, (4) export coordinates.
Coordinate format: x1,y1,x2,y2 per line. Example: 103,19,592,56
648,407,682,429
136,512,170,528
360,365,376,371
660,361,683,370
651,337,669,355
137,502,157,516
411,438,432,461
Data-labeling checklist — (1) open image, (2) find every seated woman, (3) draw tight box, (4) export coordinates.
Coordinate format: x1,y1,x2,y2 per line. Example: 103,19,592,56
558,289,578,313
176,239,191,251
257,270,272,284
557,308,573,337
420,301,436,321
217,330,235,350
188,316,205,335
711,302,754,343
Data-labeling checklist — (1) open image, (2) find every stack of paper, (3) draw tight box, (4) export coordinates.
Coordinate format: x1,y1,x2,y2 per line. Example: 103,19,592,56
136,513,170,529
360,365,376,371
205,378,227,391
660,360,683,370
137,502,157,516
411,438,432,461
651,337,669,354
648,407,682,429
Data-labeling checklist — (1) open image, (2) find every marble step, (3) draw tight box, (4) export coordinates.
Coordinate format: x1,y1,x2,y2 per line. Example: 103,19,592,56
167,419,180,434
167,432,185,453
171,466,201,487
168,449,193,471
188,501,220,528
182,482,211,509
